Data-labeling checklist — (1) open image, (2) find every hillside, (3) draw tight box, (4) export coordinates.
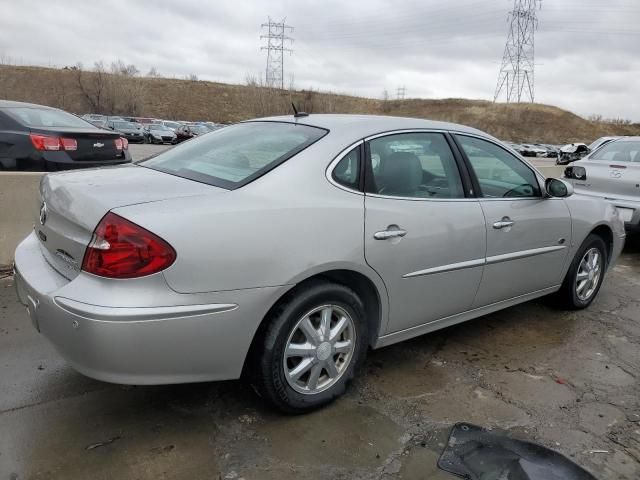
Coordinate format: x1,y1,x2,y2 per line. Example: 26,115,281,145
1,65,638,144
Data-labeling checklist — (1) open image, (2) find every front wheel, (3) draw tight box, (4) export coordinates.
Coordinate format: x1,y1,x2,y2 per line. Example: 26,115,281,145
250,280,368,413
554,234,607,309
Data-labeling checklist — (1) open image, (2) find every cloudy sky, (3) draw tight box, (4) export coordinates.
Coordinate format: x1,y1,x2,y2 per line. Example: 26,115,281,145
1,0,639,120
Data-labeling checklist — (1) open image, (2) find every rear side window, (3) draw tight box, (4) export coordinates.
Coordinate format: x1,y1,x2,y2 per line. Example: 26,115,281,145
332,146,361,190
590,140,640,163
367,132,465,199
4,107,92,128
141,122,327,189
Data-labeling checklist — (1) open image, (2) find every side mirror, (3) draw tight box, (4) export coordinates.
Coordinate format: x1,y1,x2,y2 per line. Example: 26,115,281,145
545,178,574,198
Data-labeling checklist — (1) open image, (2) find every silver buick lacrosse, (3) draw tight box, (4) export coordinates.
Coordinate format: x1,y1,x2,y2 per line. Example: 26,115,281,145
15,114,625,412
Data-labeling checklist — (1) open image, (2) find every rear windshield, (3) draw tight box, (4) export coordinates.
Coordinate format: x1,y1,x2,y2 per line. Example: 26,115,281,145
590,140,640,162
140,121,327,189
5,107,92,128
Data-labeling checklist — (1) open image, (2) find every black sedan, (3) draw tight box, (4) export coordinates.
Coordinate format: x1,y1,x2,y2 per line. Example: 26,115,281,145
106,120,145,143
0,100,131,171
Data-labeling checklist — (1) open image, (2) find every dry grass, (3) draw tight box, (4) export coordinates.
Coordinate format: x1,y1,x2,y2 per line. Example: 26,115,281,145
1,65,638,144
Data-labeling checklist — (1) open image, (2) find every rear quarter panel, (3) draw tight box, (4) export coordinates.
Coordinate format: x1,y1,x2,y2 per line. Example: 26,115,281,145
563,193,625,270
113,138,384,296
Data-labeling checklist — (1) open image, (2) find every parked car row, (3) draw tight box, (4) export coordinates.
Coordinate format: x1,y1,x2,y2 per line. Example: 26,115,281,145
0,100,131,170
0,101,228,170
80,113,224,145
504,137,632,167
504,142,561,158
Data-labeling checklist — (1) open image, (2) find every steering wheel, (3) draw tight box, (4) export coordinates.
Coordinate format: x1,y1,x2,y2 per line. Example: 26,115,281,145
502,183,534,198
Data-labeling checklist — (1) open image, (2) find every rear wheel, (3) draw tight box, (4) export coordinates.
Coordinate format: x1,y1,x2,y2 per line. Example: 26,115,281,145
251,280,368,413
555,234,607,309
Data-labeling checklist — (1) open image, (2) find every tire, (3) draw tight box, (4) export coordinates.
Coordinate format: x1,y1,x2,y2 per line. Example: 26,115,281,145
250,280,368,413
554,234,607,310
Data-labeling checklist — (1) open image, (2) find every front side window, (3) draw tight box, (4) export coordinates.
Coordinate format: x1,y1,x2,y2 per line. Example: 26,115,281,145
590,140,640,163
367,132,464,199
141,121,327,189
456,135,541,198
332,146,361,190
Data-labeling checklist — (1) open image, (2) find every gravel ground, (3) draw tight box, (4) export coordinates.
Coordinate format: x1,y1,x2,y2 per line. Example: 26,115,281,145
1,236,639,479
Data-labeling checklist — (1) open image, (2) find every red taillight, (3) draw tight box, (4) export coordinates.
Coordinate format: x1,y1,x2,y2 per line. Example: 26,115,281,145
30,133,61,151
114,137,126,151
81,212,176,279
121,137,129,150
60,138,77,151
30,134,78,151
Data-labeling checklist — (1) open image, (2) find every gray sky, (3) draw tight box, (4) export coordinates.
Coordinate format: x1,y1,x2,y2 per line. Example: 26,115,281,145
1,0,639,120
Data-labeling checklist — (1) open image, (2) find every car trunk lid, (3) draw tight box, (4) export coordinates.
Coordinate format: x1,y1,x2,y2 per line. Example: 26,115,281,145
31,127,126,162
36,164,225,280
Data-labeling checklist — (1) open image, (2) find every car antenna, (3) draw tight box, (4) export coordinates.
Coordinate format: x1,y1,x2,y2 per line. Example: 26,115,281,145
291,102,309,118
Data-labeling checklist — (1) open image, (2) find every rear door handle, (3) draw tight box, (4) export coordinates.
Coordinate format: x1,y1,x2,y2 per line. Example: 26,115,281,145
374,226,407,240
493,217,515,229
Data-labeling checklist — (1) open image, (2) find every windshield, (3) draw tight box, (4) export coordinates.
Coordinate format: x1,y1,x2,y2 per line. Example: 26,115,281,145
6,107,93,128
590,140,640,162
140,121,327,189
149,124,171,131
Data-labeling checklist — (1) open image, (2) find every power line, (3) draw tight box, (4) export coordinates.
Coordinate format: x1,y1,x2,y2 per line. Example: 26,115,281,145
494,0,542,103
396,86,407,100
261,17,294,89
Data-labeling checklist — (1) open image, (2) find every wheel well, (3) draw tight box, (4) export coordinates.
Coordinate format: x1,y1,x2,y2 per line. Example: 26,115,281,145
590,225,613,263
241,270,383,378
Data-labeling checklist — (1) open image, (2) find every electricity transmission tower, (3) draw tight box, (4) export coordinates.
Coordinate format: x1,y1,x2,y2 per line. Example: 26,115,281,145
261,17,294,89
396,86,407,100
493,0,541,103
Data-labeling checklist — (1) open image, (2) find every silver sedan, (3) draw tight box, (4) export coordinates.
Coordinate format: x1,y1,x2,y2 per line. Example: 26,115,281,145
14,115,625,412
564,136,640,230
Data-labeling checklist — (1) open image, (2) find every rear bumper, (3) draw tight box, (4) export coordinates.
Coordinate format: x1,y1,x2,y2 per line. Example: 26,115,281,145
14,231,287,385
37,150,132,167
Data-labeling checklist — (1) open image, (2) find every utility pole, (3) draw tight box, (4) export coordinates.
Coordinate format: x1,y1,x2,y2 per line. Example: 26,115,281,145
493,0,541,103
261,17,294,89
396,85,407,100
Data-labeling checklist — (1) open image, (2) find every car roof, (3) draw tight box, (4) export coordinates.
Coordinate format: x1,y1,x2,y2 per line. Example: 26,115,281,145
250,114,490,139
0,99,57,110
612,136,640,143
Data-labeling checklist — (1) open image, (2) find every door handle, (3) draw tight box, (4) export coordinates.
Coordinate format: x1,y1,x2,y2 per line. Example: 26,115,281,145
374,226,407,240
493,217,515,230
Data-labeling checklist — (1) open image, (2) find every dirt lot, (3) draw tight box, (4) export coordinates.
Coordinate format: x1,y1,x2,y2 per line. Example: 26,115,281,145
1,236,639,479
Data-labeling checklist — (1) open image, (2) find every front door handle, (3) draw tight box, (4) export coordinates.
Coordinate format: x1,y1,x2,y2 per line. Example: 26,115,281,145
493,217,515,230
374,226,407,240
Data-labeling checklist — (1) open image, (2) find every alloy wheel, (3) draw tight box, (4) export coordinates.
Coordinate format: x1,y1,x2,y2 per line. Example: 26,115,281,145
575,247,602,301
283,305,356,395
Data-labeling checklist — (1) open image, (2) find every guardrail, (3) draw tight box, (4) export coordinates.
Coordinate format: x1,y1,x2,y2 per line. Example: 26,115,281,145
0,172,43,266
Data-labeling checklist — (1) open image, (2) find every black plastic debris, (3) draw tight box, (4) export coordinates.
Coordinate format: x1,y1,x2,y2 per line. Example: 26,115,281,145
438,423,596,480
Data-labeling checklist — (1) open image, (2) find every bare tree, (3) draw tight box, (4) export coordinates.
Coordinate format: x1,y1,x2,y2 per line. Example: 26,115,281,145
110,59,139,77
147,66,160,77
75,61,109,113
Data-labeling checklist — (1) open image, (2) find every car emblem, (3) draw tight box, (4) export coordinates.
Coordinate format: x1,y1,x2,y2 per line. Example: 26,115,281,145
610,170,622,178
39,202,47,226
93,142,104,148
